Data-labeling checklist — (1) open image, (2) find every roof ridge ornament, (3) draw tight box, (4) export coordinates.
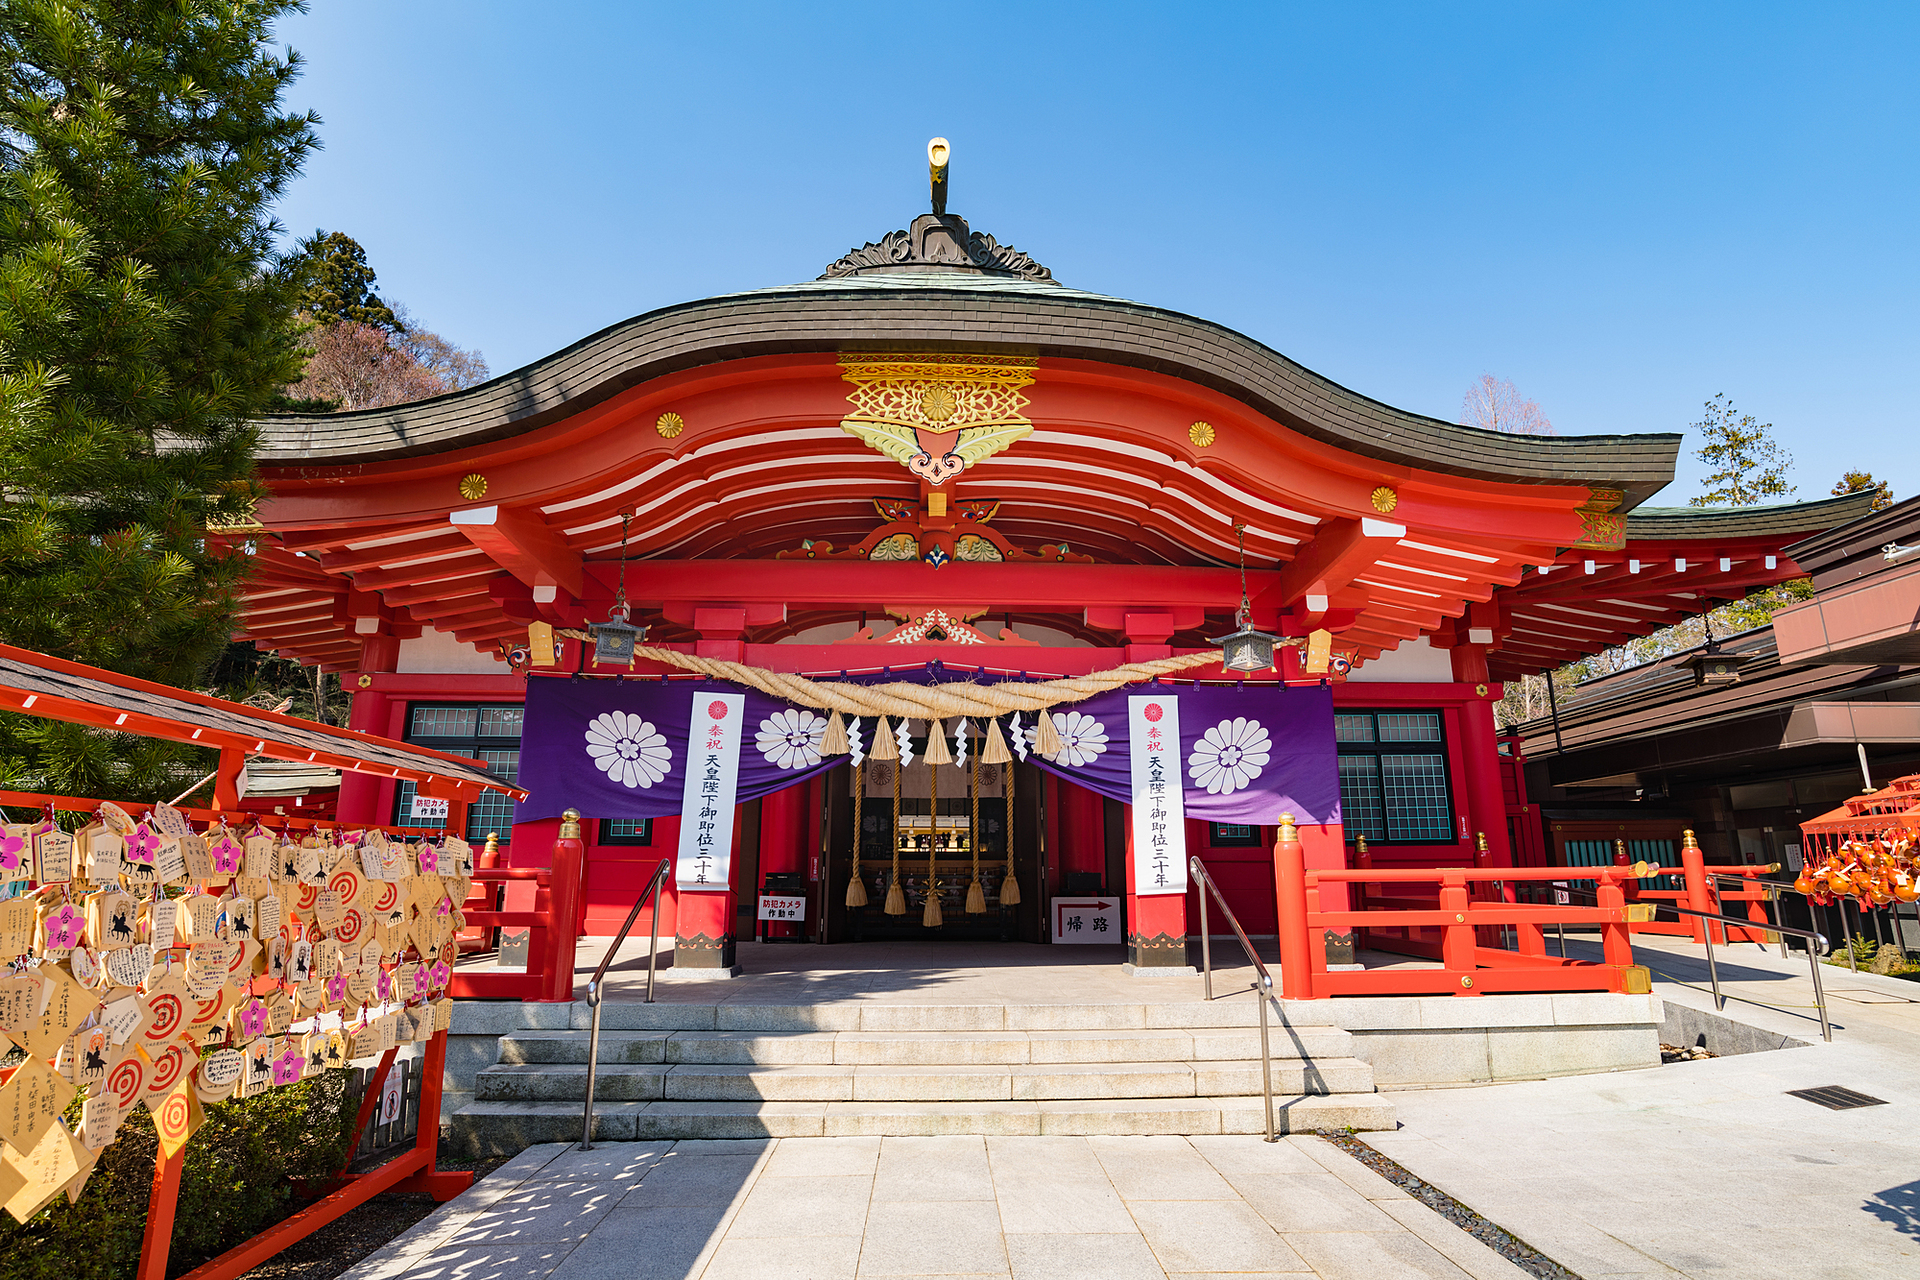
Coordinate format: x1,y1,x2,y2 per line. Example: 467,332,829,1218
819,137,1057,283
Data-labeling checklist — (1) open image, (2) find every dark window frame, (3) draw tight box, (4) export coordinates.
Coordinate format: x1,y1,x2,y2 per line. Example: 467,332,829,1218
1335,708,1459,846
598,818,655,846
1206,822,1264,848
394,702,524,844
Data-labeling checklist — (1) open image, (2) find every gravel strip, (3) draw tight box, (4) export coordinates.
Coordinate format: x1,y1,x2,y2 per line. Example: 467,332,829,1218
240,1156,505,1280
1316,1131,1583,1280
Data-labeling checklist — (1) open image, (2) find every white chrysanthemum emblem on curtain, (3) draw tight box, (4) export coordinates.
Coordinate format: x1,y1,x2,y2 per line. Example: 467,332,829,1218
1037,710,1109,768
1187,717,1271,794
757,708,827,770
584,711,672,789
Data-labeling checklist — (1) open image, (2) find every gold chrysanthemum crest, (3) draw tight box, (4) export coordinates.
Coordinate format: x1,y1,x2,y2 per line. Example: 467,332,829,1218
1370,486,1398,514
656,411,685,439
458,474,488,501
1188,421,1216,448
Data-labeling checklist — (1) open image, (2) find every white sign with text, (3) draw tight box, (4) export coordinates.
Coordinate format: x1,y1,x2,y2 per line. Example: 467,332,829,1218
676,693,744,892
756,894,806,922
1051,895,1119,944
1128,695,1187,895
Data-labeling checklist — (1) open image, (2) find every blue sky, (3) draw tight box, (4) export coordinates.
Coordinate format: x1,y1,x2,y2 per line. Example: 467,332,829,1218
271,2,1919,506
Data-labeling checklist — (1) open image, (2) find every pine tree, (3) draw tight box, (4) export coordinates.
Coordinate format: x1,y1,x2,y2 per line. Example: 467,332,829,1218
0,0,318,794
288,230,402,332
1687,394,1794,507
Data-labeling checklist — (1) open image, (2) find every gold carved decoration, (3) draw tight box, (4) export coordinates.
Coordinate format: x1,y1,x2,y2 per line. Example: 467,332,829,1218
868,533,919,561
459,474,488,500
838,351,1037,486
1572,487,1626,550
1370,486,1398,514
1188,421,1216,448
656,411,685,438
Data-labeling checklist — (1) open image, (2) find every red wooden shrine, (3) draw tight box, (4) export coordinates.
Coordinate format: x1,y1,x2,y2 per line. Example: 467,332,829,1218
223,180,1862,978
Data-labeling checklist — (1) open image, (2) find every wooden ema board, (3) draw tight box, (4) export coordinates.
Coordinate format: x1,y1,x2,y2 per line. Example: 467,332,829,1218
0,791,474,1280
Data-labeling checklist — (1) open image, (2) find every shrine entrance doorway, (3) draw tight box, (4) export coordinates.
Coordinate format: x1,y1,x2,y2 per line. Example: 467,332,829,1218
819,753,1048,944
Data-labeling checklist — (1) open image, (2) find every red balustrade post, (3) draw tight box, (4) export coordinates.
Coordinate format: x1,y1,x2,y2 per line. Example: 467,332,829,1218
1439,870,1479,992
541,808,587,1002
1680,828,1717,944
1274,814,1315,999
1597,872,1635,973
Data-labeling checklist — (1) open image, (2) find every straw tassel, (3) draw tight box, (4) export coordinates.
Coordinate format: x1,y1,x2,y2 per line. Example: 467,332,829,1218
923,747,943,927
846,762,869,907
999,758,1020,905
820,710,848,757
922,718,952,765
983,717,1012,764
871,716,898,760
966,734,985,913
884,753,906,915
1034,708,1064,756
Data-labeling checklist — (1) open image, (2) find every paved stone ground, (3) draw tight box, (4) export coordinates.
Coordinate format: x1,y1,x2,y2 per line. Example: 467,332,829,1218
340,1134,1527,1280
1369,935,1920,1280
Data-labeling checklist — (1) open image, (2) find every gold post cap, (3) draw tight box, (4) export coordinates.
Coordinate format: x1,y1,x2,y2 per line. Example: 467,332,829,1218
1681,829,1701,850
560,808,582,839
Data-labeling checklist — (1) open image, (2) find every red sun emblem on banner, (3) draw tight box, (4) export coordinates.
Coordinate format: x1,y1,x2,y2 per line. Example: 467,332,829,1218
1143,703,1164,722
708,700,729,720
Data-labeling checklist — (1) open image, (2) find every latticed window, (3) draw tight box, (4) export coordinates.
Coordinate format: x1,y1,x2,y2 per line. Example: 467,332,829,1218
395,704,523,845
1335,711,1456,845
599,819,655,846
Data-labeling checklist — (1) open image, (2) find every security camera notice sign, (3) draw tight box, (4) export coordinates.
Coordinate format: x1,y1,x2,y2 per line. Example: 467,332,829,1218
757,894,806,922
1052,896,1118,943
408,795,450,822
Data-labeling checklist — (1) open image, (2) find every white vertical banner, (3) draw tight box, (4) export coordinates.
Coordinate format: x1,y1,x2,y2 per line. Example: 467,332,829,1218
677,692,745,892
1128,694,1187,895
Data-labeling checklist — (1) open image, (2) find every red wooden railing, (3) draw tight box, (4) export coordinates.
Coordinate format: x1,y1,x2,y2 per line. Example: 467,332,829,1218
1276,819,1785,999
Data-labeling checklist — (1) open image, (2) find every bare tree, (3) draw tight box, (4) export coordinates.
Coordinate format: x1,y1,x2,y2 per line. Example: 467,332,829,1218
282,316,489,411
1461,375,1555,435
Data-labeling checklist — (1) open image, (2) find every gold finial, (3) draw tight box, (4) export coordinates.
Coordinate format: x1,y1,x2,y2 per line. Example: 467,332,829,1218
483,831,499,857
1614,838,1628,858
1355,833,1368,855
560,808,582,840
1476,832,1489,853
1681,829,1700,851
1279,813,1297,841
928,137,951,214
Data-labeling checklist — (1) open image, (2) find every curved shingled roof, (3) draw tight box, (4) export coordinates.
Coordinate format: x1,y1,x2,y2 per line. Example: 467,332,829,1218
259,272,1683,507
1622,492,1880,540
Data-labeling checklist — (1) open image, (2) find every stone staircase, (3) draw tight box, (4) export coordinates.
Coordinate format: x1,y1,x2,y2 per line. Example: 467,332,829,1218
448,1001,1393,1154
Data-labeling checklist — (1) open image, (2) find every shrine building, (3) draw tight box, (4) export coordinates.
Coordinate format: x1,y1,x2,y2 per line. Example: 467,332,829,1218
232,145,1868,976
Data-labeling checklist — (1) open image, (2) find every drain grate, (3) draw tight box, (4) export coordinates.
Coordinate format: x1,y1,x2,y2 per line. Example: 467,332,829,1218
1787,1085,1888,1110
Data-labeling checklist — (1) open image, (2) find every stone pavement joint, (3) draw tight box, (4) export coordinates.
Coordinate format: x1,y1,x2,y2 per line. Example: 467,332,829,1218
340,1134,1528,1280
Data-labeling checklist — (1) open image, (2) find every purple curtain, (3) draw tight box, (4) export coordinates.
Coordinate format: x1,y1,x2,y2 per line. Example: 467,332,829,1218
515,675,1340,828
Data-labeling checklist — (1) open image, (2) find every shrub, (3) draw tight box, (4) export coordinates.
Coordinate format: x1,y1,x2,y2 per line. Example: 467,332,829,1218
0,1072,357,1280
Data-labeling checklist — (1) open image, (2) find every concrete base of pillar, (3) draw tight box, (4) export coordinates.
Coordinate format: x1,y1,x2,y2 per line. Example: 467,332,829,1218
1120,963,1199,978
659,965,743,981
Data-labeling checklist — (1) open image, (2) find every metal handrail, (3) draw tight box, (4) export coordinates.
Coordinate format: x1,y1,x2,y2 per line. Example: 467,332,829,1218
1525,881,1833,1042
581,857,671,1151
1188,856,1279,1143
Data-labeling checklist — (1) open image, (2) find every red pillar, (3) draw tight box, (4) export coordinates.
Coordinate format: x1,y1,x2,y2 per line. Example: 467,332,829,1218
1059,782,1105,882
1123,811,1189,970
1450,653,1513,867
338,633,400,825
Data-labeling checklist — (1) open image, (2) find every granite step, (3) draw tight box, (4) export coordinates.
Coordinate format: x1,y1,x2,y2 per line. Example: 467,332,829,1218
472,1056,1378,1104
523,999,1319,1034
449,1092,1392,1152
489,1025,1356,1068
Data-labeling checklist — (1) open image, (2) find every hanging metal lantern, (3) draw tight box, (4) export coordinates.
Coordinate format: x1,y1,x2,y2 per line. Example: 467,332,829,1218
1215,624,1276,672
1212,521,1282,672
592,612,644,666
593,508,644,665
